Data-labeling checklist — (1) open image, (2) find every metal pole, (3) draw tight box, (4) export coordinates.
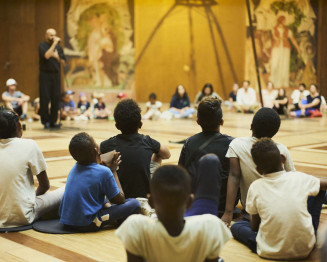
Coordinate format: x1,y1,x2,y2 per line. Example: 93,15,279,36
245,0,263,107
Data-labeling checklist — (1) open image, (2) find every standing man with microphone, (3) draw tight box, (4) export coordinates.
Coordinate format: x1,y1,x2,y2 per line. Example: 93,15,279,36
39,28,66,129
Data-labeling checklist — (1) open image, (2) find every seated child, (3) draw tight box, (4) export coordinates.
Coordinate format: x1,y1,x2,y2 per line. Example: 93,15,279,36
100,99,171,198
59,132,140,231
94,94,111,119
0,108,64,228
116,165,232,262
231,138,326,260
60,90,77,120
221,108,295,226
142,93,162,120
179,98,236,217
77,92,91,120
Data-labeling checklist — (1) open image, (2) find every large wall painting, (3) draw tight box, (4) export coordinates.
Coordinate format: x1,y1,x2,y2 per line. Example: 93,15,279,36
245,0,317,89
64,0,134,90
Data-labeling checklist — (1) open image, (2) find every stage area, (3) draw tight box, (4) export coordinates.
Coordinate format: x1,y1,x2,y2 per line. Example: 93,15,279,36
1,108,327,262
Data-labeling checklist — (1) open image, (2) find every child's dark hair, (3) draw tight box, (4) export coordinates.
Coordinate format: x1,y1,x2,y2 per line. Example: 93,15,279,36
114,99,141,134
149,93,157,100
251,138,281,174
197,98,222,131
299,83,306,89
69,132,96,164
0,107,19,139
251,108,280,138
151,165,191,202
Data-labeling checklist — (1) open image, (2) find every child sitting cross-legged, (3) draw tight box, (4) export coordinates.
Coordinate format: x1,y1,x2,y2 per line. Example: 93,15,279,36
59,132,140,231
231,138,326,260
116,165,232,262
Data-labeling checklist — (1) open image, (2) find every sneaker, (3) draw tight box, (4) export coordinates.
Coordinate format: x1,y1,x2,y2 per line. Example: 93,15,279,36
44,122,51,129
50,123,62,129
20,114,27,120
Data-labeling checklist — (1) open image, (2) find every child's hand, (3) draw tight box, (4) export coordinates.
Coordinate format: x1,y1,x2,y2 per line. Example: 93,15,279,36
105,152,122,173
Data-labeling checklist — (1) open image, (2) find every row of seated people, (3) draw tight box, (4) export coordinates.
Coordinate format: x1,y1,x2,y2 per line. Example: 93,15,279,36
227,81,326,117
142,81,326,120
2,76,325,122
0,97,326,261
60,91,112,120
0,78,124,122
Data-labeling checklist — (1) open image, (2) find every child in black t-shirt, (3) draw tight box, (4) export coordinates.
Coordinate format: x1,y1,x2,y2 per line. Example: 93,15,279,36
100,99,171,199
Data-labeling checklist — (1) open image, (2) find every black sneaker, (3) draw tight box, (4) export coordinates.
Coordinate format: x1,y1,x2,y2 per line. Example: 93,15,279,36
50,123,62,129
44,122,51,129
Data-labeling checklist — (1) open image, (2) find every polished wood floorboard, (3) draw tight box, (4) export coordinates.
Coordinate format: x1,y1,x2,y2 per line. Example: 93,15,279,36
1,107,327,262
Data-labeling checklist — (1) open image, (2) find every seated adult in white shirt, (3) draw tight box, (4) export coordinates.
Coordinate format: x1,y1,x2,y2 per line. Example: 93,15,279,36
0,107,64,228
234,80,259,113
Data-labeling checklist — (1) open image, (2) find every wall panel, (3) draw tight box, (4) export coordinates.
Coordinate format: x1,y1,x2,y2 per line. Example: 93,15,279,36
134,0,246,102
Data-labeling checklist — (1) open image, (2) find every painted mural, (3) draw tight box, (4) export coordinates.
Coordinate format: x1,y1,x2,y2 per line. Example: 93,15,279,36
64,0,134,89
245,0,317,89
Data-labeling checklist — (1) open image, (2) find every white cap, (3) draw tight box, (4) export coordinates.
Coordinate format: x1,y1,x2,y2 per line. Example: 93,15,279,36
6,78,17,86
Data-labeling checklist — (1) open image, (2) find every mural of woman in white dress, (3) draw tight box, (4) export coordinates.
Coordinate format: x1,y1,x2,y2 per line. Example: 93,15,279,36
270,15,301,88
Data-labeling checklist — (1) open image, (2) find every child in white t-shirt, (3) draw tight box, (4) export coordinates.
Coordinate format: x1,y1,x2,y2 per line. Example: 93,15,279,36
116,165,231,262
231,138,326,260
143,93,162,120
221,108,295,226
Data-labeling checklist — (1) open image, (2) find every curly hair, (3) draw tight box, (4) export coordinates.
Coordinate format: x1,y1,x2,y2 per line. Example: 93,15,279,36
251,138,281,174
197,98,222,131
251,108,281,138
0,107,20,139
69,132,97,164
114,99,141,134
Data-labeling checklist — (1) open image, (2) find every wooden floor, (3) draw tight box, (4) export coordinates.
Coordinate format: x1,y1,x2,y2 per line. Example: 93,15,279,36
1,106,327,262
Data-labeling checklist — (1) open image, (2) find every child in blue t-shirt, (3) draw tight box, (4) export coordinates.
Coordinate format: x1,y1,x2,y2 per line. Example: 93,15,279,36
59,132,140,231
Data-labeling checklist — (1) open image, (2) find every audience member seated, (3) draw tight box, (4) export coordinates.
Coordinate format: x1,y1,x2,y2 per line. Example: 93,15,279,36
290,83,310,111
143,93,162,120
94,93,111,119
0,107,64,228
225,83,239,111
60,90,78,120
76,92,91,120
221,108,295,226
169,85,195,118
179,98,237,217
262,81,278,108
290,83,322,117
231,138,326,260
59,132,140,231
100,99,171,198
234,80,258,113
273,88,288,115
116,165,232,262
193,83,222,108
2,78,30,120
